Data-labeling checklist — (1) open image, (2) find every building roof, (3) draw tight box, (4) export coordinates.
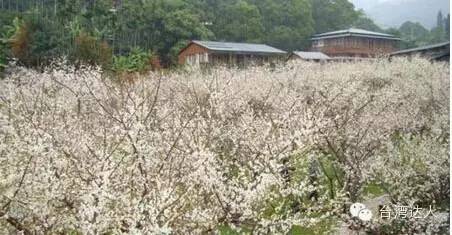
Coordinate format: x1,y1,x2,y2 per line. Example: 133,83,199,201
187,40,287,55
292,51,330,60
431,52,450,61
311,28,400,41
390,41,450,55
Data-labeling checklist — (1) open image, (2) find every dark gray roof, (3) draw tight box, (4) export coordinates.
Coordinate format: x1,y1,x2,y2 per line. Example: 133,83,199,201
391,41,450,55
431,52,450,61
292,51,330,60
191,40,286,54
311,28,400,41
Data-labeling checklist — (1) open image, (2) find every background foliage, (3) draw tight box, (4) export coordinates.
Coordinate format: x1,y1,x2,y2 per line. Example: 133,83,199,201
0,0,449,69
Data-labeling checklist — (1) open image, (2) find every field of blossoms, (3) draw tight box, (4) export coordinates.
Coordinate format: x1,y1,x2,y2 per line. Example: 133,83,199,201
0,58,449,234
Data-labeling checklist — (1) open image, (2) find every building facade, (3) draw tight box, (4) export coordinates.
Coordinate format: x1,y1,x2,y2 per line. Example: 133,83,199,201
310,28,400,58
178,41,286,67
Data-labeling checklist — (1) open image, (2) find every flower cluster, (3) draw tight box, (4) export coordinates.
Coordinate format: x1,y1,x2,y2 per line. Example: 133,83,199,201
0,58,449,234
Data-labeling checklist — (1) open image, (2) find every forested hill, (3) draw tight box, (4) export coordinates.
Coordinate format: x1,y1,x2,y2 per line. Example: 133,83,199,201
0,0,361,65
0,0,449,69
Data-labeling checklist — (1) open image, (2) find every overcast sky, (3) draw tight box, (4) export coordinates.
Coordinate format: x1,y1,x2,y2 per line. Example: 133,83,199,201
350,0,450,28
351,0,407,10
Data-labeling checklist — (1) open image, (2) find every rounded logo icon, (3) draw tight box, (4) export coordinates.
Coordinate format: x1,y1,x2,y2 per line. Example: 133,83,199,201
358,208,373,221
350,203,366,217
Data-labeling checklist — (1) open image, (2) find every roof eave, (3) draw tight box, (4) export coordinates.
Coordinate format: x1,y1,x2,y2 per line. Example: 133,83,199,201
311,34,401,41
191,40,287,54
391,42,450,55
209,50,287,55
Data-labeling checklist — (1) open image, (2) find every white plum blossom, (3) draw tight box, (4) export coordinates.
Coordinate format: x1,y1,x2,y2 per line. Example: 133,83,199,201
0,57,449,234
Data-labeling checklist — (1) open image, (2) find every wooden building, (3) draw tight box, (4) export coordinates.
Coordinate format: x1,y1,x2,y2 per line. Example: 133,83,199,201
178,40,286,67
310,28,400,58
390,42,450,62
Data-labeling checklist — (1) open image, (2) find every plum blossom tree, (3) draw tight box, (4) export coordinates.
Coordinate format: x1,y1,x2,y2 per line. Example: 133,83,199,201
0,58,449,234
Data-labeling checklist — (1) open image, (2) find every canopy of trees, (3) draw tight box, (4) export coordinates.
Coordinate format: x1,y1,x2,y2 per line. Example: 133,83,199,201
0,0,449,68
0,0,367,67
393,11,450,49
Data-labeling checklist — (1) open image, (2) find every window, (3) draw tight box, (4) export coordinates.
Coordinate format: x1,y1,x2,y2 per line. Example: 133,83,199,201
186,55,193,65
186,54,202,66
313,40,324,47
200,53,209,63
318,39,324,47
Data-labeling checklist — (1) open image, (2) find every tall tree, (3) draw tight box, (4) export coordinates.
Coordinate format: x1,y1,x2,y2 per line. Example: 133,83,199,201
445,13,450,37
437,10,444,29
311,0,359,33
212,0,264,43
253,0,314,50
399,21,429,45
429,10,447,43
352,11,382,32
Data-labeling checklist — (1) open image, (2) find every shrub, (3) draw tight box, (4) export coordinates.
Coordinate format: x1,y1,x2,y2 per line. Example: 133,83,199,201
2,16,67,69
1,17,24,75
73,31,112,68
9,18,30,63
365,135,449,234
0,36,8,74
112,47,155,73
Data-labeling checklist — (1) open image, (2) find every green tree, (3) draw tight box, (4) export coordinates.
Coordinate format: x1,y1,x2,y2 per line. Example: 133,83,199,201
84,0,211,65
161,9,212,63
352,12,383,32
0,10,19,73
437,10,444,29
311,0,359,33
398,21,430,47
254,0,314,50
213,0,264,43
445,14,450,37
4,14,62,67
428,11,447,44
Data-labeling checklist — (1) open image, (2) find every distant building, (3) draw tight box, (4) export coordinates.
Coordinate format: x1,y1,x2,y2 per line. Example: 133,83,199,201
178,40,287,67
390,42,450,62
310,28,400,58
288,51,330,62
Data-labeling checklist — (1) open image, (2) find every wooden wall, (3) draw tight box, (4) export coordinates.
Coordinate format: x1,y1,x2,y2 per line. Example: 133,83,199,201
311,36,397,57
178,43,209,64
